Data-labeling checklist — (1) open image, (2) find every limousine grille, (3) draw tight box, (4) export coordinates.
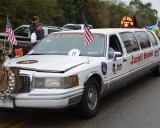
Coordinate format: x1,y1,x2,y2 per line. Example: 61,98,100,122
19,76,31,93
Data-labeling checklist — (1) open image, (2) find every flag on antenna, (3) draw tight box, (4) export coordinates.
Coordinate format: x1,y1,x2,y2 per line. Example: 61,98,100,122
6,17,17,45
84,19,94,46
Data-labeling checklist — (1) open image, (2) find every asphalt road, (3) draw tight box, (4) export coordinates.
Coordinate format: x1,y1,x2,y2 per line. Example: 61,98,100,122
0,74,160,128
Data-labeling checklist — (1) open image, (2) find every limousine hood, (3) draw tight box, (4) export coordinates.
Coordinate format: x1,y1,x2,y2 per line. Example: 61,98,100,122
6,55,95,72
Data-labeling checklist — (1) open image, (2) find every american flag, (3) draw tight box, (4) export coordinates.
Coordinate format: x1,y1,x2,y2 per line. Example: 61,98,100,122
6,18,17,45
84,19,94,46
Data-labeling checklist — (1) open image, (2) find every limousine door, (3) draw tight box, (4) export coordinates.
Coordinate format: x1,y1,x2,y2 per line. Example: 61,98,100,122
106,34,130,90
129,31,159,78
119,32,142,81
118,31,156,83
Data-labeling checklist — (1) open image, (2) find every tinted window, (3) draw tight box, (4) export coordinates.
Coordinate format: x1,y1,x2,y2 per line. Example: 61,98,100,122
48,29,60,34
134,31,151,49
108,35,123,59
120,32,139,53
147,31,158,46
14,27,29,37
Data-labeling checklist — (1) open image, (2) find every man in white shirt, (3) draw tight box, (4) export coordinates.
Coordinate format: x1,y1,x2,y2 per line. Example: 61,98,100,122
31,23,44,44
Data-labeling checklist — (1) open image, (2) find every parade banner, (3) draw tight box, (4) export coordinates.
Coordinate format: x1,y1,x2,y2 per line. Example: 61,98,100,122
121,16,137,28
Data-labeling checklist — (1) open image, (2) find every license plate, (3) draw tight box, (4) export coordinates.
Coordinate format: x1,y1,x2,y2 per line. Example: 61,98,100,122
0,99,14,108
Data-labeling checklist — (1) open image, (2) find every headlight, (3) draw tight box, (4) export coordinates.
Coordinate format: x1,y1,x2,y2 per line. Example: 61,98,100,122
33,75,79,89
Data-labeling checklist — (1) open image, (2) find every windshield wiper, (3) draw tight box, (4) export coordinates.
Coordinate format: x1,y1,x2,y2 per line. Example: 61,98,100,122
28,53,46,55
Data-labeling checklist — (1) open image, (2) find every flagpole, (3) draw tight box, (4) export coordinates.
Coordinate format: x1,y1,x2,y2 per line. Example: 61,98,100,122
87,47,90,64
83,13,89,64
4,15,9,50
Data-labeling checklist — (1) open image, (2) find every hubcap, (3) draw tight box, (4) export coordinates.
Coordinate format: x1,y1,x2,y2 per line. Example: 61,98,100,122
87,85,98,110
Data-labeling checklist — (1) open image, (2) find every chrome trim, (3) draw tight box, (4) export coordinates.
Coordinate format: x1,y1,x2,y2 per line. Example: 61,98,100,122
18,63,85,73
20,74,33,92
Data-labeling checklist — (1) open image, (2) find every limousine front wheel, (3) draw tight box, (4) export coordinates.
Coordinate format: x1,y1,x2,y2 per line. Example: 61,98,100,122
77,78,100,118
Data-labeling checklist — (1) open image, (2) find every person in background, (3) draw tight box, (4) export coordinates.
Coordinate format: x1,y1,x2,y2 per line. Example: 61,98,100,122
29,16,39,34
31,23,44,45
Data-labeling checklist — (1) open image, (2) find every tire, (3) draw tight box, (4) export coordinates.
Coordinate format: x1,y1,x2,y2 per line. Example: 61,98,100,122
152,64,160,76
77,78,100,118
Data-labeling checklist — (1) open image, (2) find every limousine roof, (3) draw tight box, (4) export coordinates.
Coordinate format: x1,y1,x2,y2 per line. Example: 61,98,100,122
52,28,149,35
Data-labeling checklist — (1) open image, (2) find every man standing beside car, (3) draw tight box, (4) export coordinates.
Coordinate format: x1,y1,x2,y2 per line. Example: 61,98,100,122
31,23,44,45
29,16,39,34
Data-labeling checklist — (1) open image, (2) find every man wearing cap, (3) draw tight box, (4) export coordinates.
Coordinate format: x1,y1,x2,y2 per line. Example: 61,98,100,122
29,16,39,34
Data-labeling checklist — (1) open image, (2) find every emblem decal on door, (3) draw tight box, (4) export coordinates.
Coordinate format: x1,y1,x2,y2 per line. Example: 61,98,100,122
112,63,116,74
101,62,107,75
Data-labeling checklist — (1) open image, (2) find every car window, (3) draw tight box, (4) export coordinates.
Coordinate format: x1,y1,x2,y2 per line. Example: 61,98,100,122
48,29,60,34
88,25,93,29
134,31,151,49
29,33,105,57
14,27,29,37
63,25,81,30
108,34,123,59
147,31,158,46
119,32,139,53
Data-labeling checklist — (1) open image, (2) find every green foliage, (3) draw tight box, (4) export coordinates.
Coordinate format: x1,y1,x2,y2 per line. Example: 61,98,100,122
0,0,62,30
0,0,158,31
107,0,133,28
129,0,158,27
57,0,76,24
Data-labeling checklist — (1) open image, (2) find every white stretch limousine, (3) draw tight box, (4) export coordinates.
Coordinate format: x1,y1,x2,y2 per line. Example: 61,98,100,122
1,28,160,118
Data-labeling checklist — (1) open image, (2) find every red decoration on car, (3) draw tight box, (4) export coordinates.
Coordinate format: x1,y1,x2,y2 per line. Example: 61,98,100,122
121,16,136,28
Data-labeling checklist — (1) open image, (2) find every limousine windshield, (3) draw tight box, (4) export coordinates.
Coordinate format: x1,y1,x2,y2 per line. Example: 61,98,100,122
29,33,105,57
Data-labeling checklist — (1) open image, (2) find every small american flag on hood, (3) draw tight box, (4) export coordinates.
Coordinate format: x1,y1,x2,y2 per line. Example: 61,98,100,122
84,19,94,46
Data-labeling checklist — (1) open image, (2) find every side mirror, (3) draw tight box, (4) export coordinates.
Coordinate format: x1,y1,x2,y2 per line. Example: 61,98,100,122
113,52,122,61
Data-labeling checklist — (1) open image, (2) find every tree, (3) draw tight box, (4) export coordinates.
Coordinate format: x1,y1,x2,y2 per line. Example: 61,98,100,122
57,0,77,25
0,0,159,31
0,0,62,31
129,0,158,27
107,0,132,28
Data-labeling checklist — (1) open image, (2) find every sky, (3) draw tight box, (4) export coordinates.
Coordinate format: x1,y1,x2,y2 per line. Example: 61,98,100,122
122,0,160,17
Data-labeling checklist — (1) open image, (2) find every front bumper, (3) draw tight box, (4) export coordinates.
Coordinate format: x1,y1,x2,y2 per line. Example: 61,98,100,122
0,86,84,109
